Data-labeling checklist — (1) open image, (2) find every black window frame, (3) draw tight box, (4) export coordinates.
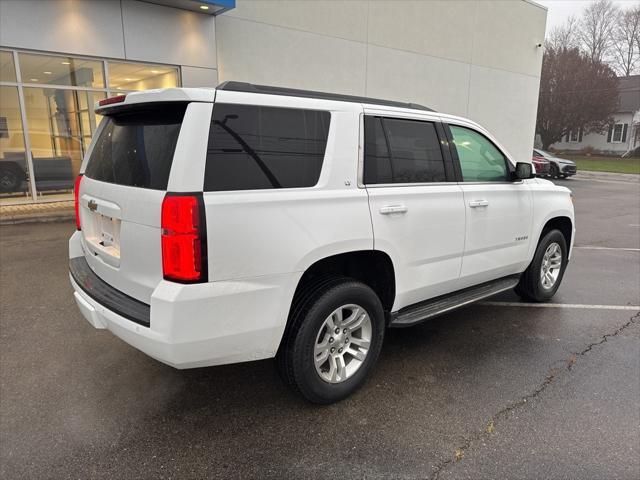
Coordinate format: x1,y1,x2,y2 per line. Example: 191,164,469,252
362,114,456,185
443,123,515,183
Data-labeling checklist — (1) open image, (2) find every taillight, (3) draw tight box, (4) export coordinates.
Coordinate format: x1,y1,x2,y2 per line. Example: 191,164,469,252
98,94,127,106
161,193,207,283
74,174,83,230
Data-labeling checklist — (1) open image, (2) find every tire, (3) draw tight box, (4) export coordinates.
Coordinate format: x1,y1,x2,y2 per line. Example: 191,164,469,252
0,167,21,193
277,276,385,404
515,229,568,302
550,163,559,179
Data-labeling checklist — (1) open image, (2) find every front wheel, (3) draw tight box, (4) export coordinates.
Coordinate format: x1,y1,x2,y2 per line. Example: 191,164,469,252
515,229,568,302
277,278,385,404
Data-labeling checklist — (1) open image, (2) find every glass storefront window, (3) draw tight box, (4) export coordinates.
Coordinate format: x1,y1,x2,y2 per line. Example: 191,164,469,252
108,61,179,91
22,88,106,198
0,50,17,83
0,86,31,199
0,49,180,204
19,52,105,88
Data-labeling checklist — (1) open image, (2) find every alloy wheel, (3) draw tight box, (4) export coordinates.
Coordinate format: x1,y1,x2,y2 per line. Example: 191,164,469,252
540,242,562,289
314,304,372,384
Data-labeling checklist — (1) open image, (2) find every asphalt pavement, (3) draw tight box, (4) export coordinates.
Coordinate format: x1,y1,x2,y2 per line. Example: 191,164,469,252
1,173,638,479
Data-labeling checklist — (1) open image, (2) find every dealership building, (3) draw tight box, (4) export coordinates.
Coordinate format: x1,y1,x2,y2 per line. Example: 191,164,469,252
0,0,546,205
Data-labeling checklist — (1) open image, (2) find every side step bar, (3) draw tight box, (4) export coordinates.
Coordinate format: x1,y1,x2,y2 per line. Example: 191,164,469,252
389,275,520,328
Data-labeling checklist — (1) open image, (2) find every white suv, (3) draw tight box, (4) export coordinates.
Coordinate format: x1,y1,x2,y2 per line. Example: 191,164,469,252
69,82,574,403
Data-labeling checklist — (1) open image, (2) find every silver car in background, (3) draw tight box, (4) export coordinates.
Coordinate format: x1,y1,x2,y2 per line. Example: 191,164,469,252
533,149,577,178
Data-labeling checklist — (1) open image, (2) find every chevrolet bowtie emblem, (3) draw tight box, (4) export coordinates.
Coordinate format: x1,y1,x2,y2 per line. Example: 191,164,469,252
88,200,98,212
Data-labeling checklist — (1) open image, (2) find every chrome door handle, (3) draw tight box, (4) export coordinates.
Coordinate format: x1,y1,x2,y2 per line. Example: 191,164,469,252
380,205,408,215
469,200,489,208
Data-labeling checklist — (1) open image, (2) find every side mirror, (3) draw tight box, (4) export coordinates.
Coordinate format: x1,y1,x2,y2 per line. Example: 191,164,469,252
513,162,534,180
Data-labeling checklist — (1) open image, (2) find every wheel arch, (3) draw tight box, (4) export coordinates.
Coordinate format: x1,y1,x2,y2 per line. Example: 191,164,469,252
292,250,396,313
541,216,573,250
278,250,397,353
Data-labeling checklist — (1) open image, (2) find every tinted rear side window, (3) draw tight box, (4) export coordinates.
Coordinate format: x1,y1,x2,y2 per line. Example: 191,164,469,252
204,104,330,191
363,117,392,184
85,103,186,189
363,116,446,184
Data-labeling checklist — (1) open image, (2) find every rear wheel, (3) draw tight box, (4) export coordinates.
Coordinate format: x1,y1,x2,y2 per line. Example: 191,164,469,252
277,277,385,404
515,229,568,302
0,167,21,193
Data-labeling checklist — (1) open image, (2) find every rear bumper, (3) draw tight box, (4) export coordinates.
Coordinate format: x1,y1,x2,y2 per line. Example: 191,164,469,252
69,234,300,369
70,257,150,327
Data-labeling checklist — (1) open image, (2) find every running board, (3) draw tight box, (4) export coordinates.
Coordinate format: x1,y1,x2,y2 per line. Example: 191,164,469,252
389,275,520,328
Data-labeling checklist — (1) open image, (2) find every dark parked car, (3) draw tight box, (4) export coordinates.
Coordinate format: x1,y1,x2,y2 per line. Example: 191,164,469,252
0,153,74,193
533,149,577,178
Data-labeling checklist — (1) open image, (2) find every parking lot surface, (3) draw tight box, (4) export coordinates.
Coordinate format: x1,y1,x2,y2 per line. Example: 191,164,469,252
1,174,639,479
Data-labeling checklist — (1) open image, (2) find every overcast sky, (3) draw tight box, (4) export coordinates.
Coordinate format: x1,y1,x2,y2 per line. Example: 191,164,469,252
536,0,639,34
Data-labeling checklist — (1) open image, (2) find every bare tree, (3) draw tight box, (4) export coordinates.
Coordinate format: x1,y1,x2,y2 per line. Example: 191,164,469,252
547,15,580,50
637,7,640,55
611,5,640,76
536,47,618,149
579,0,619,62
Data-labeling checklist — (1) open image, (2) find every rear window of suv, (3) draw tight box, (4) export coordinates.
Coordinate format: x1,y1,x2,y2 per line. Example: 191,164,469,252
204,104,330,191
84,103,187,190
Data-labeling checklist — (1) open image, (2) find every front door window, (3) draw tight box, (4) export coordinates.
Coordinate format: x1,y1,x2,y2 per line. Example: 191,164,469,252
449,125,509,182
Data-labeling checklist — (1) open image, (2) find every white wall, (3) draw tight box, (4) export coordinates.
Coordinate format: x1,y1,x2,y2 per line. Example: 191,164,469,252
0,0,218,87
551,112,635,153
216,0,547,164
0,0,548,160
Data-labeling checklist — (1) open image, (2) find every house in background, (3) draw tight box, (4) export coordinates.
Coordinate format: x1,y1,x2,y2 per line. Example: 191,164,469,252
550,75,640,155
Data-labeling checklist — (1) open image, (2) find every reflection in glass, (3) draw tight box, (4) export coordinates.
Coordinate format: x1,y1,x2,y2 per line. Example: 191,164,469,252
0,50,17,83
108,61,179,91
1,49,182,202
19,52,105,88
0,86,31,199
23,88,105,197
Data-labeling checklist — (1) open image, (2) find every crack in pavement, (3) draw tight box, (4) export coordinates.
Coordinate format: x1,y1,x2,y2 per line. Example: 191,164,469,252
429,311,640,480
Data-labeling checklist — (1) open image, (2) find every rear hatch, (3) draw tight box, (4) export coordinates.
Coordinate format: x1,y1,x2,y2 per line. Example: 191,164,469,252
77,101,190,303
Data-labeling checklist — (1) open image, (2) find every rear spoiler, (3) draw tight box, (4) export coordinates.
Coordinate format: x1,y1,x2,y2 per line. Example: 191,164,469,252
95,88,215,115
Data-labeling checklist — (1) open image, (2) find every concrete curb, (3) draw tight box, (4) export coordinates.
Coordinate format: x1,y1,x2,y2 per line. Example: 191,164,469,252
574,171,639,183
0,200,74,226
0,212,74,225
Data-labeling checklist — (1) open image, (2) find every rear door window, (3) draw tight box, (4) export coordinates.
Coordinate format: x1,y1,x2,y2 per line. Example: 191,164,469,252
363,116,392,184
363,116,447,184
204,104,330,191
84,103,186,189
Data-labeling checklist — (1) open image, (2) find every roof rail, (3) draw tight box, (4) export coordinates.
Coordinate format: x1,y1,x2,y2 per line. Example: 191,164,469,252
216,81,434,112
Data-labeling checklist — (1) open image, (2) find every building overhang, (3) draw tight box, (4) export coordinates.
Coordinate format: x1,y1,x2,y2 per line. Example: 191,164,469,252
142,0,235,15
